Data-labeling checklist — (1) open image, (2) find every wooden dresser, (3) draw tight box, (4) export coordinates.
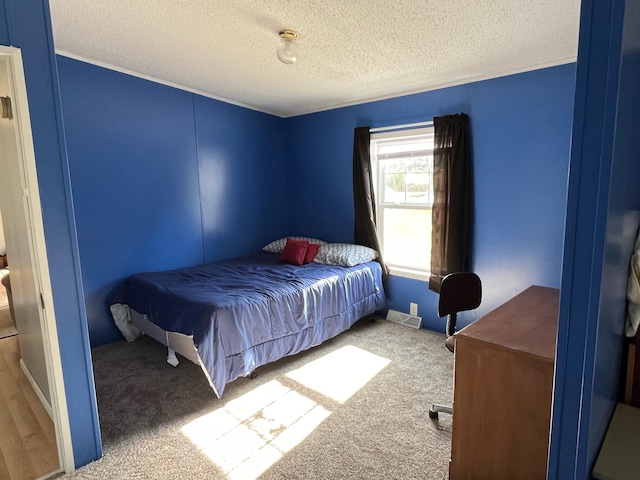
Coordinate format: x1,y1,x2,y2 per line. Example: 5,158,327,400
449,285,559,480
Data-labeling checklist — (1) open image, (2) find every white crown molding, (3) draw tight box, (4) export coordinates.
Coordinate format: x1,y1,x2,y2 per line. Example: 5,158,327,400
55,50,576,119
54,50,284,117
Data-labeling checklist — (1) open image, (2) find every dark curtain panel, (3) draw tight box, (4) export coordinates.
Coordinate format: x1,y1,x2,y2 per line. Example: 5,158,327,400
353,126,389,276
429,114,472,292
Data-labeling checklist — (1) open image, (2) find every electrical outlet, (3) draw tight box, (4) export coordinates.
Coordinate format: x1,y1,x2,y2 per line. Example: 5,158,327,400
410,302,418,316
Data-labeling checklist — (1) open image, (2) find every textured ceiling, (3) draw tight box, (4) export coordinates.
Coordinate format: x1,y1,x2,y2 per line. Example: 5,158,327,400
48,0,581,118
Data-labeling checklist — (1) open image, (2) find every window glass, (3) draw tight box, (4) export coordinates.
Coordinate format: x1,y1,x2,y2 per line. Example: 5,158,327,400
371,127,434,279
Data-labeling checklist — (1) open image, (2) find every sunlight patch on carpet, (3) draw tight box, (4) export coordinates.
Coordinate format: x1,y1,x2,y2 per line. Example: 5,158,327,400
181,380,330,479
285,345,391,403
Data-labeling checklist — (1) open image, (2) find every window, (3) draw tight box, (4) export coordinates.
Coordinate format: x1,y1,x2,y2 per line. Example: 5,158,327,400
371,127,434,280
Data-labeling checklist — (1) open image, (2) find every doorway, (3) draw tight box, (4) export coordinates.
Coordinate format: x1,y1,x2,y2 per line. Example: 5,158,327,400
0,46,74,476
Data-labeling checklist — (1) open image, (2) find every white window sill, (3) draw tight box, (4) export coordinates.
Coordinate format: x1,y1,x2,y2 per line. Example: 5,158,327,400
388,266,430,282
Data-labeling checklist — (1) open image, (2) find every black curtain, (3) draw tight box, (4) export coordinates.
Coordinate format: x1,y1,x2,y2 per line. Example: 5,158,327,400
353,126,389,275
429,114,472,293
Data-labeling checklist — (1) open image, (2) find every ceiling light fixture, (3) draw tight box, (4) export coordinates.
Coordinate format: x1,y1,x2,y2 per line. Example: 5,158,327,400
277,30,299,64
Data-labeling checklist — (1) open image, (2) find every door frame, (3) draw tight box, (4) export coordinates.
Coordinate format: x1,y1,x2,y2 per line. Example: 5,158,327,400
0,45,74,472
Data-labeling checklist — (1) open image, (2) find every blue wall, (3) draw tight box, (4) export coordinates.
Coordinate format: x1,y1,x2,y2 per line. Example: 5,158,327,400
1,0,101,467
8,4,577,469
194,96,289,263
594,0,640,466
6,1,636,477
285,64,576,331
57,57,289,346
58,57,575,345
549,0,640,477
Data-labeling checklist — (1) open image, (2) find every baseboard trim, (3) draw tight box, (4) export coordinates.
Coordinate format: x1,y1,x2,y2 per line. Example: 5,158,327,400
19,357,53,420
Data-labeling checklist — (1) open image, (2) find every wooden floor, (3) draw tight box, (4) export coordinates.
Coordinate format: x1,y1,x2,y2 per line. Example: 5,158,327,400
0,336,59,480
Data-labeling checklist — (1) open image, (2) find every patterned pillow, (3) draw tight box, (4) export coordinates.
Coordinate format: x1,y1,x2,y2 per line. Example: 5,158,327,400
263,236,327,254
314,243,379,267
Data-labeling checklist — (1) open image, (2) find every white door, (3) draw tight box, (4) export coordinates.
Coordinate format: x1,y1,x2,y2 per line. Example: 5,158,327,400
0,46,74,472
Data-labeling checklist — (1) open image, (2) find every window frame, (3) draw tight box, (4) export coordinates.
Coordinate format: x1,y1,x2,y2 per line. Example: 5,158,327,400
370,127,434,281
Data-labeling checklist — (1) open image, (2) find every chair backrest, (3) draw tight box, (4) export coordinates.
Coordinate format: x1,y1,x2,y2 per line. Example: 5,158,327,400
438,272,482,318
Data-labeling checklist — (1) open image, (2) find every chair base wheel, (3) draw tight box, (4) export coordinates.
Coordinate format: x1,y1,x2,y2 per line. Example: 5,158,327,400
428,409,438,419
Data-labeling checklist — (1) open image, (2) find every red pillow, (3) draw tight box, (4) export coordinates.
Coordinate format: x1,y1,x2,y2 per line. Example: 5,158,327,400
280,238,308,265
303,243,321,264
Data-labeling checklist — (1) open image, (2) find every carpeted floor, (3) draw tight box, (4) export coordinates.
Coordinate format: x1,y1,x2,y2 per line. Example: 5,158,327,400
57,318,454,480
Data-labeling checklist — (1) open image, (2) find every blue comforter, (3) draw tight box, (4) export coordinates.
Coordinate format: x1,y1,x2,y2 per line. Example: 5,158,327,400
118,252,386,397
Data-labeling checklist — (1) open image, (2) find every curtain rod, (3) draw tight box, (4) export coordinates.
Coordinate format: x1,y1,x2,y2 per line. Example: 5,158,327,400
369,121,433,133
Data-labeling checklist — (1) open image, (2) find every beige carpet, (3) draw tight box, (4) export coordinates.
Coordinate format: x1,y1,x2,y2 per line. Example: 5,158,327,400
57,319,454,480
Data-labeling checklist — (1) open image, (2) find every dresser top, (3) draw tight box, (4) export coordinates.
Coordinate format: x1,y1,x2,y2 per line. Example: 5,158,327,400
458,285,560,361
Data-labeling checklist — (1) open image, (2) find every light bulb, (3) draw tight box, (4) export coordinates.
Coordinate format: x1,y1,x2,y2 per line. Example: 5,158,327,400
277,31,299,64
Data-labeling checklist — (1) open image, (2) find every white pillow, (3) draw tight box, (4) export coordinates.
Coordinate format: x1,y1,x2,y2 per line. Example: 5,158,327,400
263,236,327,254
314,243,379,267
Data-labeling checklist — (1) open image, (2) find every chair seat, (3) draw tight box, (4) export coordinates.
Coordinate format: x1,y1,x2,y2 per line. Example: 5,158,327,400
445,335,455,353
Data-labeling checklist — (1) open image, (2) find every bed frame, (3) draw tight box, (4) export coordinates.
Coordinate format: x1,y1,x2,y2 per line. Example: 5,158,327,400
129,308,200,367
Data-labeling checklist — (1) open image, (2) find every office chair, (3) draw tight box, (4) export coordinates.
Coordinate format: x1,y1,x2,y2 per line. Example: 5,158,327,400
429,272,482,419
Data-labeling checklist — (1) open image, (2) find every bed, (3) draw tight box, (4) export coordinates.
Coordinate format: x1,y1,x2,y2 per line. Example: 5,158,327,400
110,242,386,398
